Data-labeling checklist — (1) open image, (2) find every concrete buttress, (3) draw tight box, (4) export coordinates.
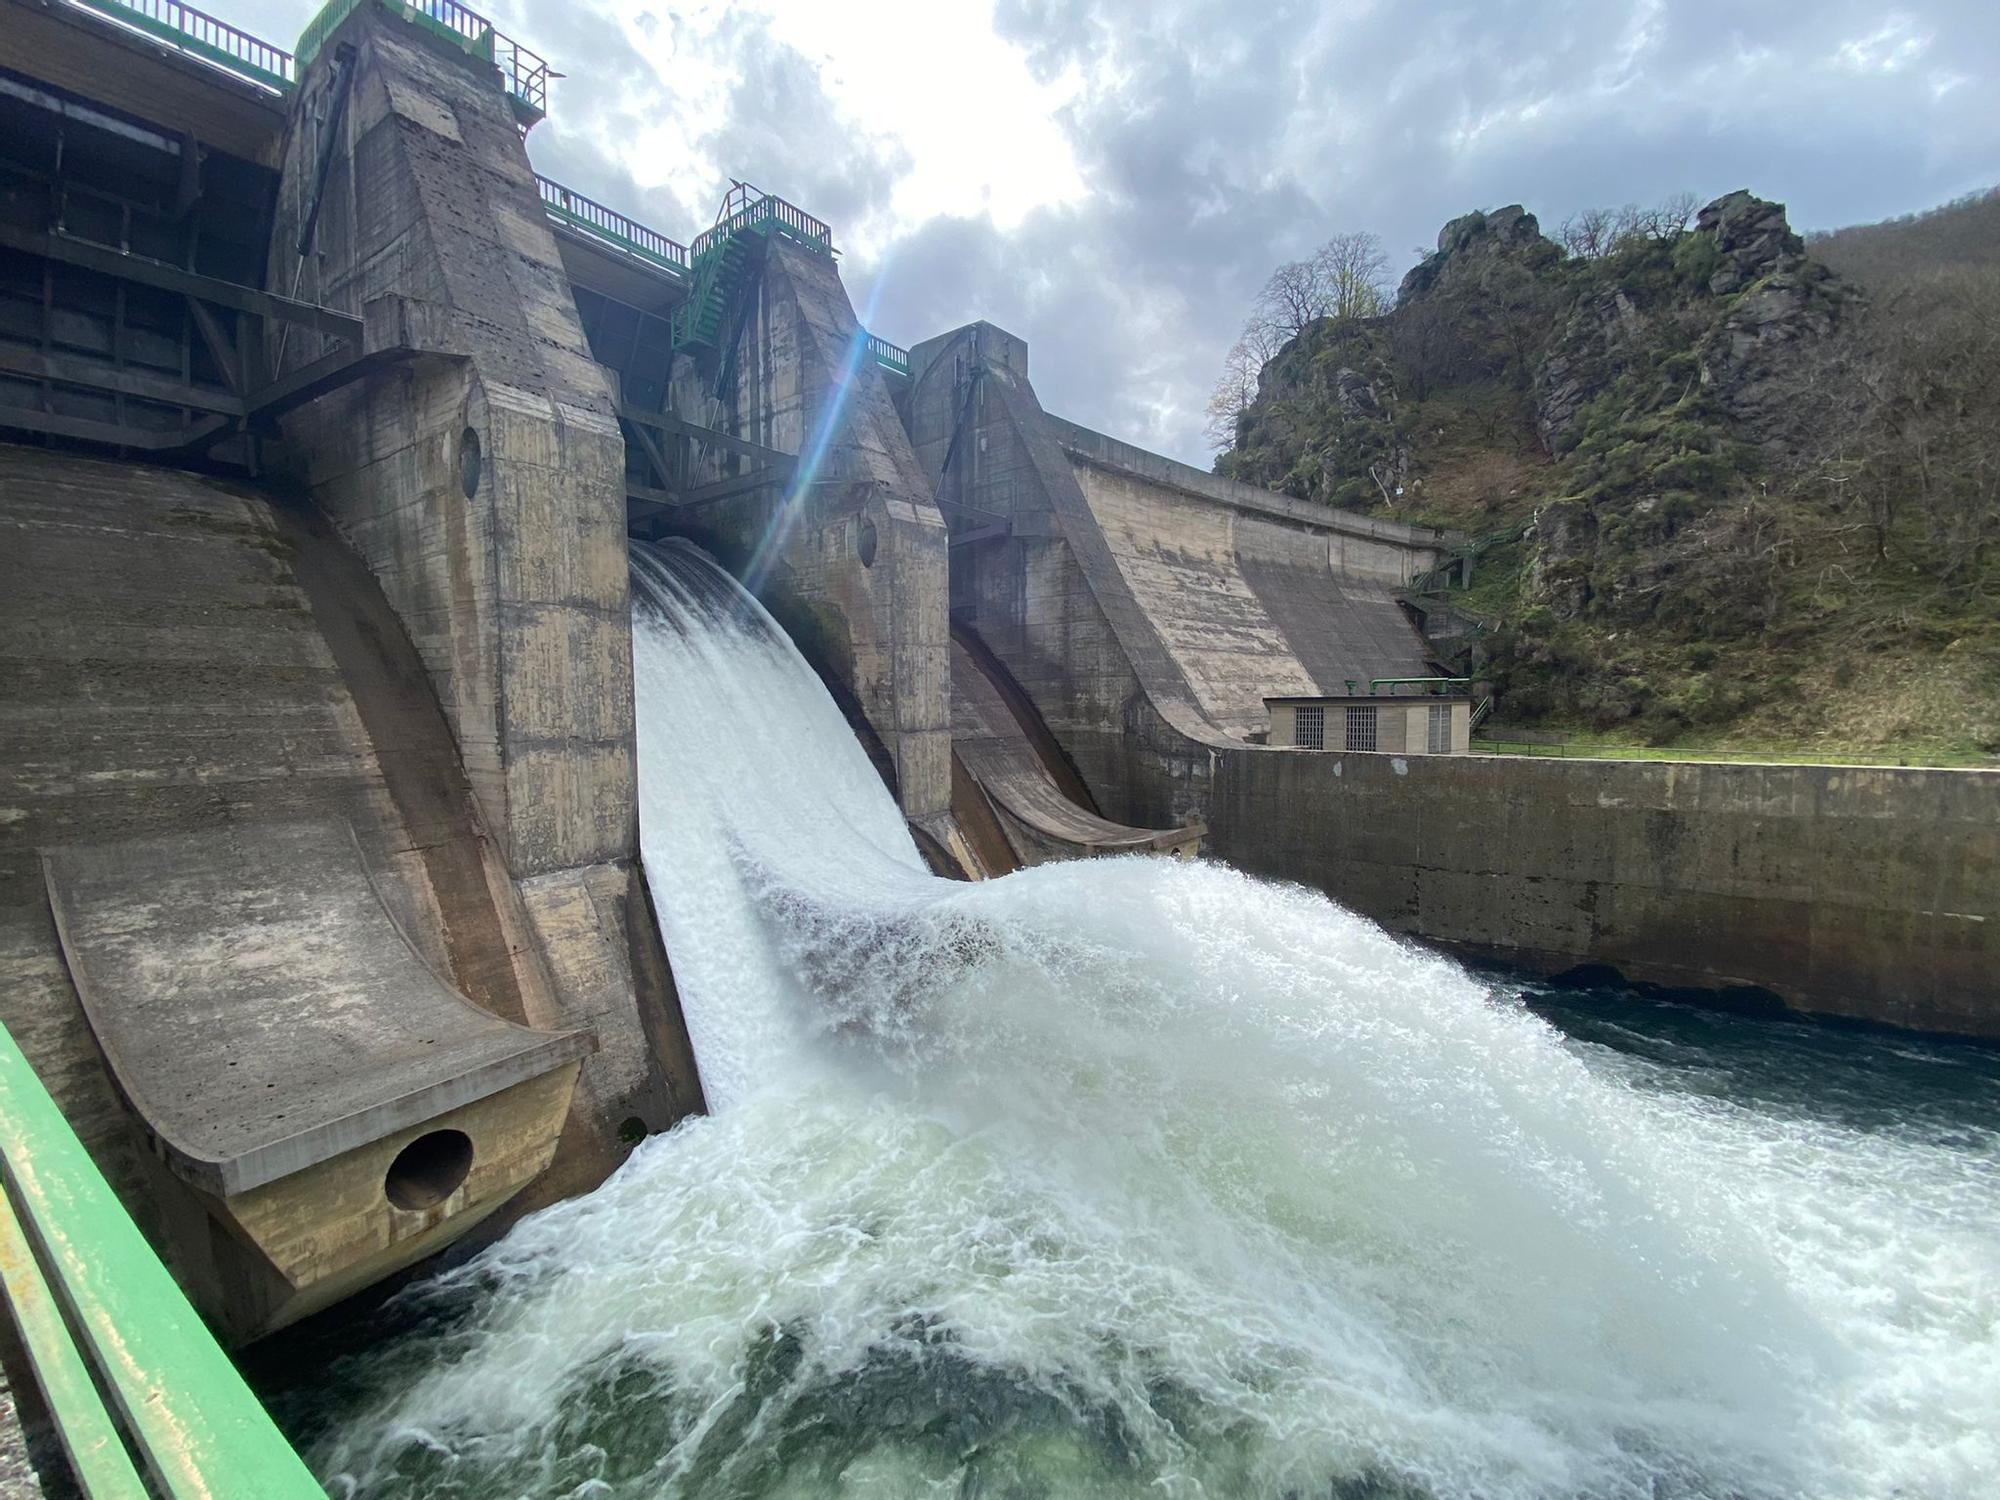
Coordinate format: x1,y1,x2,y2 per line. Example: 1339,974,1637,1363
264,1,701,1194
661,238,953,825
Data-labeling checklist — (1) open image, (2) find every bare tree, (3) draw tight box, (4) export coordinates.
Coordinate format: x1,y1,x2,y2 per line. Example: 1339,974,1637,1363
1561,192,1700,257
1255,258,1330,340
1652,190,1699,238
1205,324,1282,452
1786,267,2000,584
1559,205,1618,259
1313,231,1391,320
1214,226,1394,451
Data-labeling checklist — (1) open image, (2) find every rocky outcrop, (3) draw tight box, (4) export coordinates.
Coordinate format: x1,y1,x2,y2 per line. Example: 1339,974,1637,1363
1693,192,1853,445
1219,319,1406,509
1398,204,1560,304
1533,285,1647,453
1523,499,1595,619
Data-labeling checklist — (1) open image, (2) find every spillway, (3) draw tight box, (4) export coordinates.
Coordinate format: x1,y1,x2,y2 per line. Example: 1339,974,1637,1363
296,541,2000,1499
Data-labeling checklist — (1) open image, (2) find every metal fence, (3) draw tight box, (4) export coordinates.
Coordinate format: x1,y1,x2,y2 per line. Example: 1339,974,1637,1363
79,0,552,117
297,0,549,115
70,0,296,91
536,176,689,275
692,187,834,260
866,334,910,374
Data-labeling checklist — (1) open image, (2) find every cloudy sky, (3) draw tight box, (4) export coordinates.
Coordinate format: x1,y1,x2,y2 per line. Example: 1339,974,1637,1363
230,0,1998,464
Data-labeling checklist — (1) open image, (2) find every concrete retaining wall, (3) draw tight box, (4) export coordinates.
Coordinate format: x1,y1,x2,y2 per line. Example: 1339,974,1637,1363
1207,747,2000,1038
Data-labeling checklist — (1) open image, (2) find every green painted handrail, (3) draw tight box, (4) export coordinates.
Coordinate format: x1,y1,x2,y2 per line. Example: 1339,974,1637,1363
1369,676,1470,695
297,0,547,118
0,1022,323,1499
867,334,910,374
535,175,690,277
68,0,295,92
0,1195,148,1498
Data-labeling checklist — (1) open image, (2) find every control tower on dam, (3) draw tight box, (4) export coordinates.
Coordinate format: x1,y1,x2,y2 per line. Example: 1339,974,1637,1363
1,0,1997,1388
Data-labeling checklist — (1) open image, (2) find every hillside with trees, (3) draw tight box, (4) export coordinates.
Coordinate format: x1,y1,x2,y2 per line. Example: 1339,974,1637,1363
1210,189,2000,762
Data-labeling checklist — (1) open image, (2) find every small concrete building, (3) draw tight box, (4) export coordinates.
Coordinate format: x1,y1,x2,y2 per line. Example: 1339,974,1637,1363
1266,695,1473,755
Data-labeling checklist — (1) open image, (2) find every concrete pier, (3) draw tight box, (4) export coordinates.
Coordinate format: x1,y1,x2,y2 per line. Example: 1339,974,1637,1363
262,1,702,1197
653,238,954,827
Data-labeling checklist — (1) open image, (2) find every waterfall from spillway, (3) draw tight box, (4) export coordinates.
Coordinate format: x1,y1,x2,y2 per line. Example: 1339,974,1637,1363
307,541,1999,1500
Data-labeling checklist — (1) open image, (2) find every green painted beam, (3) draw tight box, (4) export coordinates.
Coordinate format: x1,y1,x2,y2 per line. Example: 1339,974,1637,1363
0,1023,323,1500
0,1195,148,1499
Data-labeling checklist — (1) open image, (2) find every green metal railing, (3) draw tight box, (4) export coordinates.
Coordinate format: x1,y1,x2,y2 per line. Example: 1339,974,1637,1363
689,184,834,261
67,0,295,92
70,0,547,121
536,175,690,277
0,1021,323,1498
68,1,887,371
296,0,548,122
867,334,910,375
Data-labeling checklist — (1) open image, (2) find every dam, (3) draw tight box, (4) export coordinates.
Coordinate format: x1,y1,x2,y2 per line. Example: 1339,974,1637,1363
0,1,1995,1495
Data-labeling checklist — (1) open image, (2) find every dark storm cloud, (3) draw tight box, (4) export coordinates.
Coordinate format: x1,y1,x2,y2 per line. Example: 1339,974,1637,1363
929,0,2000,460
237,0,2000,463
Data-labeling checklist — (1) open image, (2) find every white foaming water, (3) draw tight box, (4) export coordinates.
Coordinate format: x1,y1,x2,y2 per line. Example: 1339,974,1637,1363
311,542,2000,1500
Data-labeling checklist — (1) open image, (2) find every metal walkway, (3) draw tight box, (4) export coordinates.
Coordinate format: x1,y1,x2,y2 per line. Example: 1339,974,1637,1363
58,0,912,372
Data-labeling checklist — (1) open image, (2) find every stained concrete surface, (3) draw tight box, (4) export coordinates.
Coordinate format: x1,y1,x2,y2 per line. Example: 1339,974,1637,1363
951,637,1196,862
662,237,953,823
1059,431,1436,736
269,1,636,880
1209,748,2000,1038
263,2,704,1184
903,322,1232,832
43,818,590,1196
0,443,690,1325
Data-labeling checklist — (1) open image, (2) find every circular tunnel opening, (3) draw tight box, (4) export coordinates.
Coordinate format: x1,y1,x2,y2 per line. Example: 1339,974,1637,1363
384,1129,474,1211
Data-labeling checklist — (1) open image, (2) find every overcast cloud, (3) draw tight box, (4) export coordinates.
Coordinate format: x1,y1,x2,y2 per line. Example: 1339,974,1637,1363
230,0,2000,463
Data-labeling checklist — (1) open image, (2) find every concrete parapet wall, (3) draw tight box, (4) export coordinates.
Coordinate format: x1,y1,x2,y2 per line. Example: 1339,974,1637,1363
1207,748,2000,1038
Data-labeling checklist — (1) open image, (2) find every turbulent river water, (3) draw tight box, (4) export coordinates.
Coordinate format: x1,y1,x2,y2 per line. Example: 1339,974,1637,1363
293,541,2000,1500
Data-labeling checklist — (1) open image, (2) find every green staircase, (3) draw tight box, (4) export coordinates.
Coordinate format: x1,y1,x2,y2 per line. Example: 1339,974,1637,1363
670,232,755,353
668,185,836,357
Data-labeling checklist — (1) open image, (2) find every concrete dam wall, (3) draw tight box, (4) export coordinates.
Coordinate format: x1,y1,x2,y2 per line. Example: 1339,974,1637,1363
2,0,1997,1371
894,320,2000,1038
899,319,1453,826
1208,748,2000,1040
0,447,699,1339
